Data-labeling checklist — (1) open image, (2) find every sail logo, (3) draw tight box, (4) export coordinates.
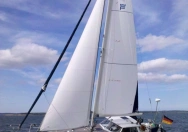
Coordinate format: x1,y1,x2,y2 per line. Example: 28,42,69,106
120,4,126,10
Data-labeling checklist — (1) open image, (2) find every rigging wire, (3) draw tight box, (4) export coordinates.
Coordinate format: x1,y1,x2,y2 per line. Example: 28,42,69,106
19,0,92,129
90,0,107,129
90,0,107,113
43,93,70,129
136,33,153,111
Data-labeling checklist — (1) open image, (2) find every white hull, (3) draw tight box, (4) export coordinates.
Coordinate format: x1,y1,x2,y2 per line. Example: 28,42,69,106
99,116,141,132
99,116,165,132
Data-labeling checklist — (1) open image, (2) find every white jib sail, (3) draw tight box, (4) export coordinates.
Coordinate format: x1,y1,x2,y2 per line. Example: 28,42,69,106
40,0,105,131
95,0,137,117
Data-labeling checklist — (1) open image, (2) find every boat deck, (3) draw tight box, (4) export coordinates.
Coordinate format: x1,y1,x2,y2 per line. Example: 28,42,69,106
47,125,106,132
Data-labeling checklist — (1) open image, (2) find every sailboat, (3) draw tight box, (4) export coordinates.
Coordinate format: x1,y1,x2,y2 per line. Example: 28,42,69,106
39,0,140,131
19,0,166,132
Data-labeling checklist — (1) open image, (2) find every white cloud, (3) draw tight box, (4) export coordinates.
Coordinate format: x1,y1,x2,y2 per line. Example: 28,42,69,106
133,0,161,28
15,71,46,87
0,0,92,20
0,0,59,19
0,12,7,21
138,58,188,73
0,26,13,36
137,34,184,52
138,72,188,83
37,78,46,85
0,42,68,69
54,78,62,84
12,31,65,47
171,0,188,37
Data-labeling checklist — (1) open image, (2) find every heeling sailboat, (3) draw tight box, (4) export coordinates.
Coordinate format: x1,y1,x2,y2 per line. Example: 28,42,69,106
40,0,139,131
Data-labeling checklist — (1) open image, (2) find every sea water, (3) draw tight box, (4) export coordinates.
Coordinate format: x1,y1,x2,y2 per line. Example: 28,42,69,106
0,111,188,132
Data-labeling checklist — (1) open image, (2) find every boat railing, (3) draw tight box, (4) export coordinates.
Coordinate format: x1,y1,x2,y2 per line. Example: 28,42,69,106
5,123,40,132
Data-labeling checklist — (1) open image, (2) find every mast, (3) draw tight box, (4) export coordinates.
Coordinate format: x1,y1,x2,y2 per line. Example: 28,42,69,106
90,0,109,129
19,0,92,129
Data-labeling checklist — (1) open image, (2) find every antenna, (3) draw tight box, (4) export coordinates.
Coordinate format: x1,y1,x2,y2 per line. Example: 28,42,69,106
154,98,160,122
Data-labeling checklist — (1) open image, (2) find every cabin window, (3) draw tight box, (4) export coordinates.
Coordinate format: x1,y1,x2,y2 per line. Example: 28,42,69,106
121,127,138,132
106,122,121,131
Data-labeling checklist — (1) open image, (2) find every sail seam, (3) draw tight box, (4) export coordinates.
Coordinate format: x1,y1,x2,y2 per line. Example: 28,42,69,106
104,62,136,65
60,91,91,92
111,10,133,14
59,111,89,114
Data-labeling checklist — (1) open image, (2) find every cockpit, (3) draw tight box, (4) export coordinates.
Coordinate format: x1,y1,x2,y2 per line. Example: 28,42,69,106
105,121,139,132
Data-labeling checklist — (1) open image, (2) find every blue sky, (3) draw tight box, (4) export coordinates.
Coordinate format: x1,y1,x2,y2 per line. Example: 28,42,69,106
0,0,188,113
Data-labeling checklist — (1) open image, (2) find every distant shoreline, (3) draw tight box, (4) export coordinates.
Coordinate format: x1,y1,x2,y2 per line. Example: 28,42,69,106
1,110,188,115
0,113,45,116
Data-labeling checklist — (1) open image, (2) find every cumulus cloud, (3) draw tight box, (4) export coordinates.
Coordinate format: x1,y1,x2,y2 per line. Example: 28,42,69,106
171,0,188,37
0,42,68,69
138,58,188,73
12,32,64,47
0,0,92,20
138,72,188,83
137,34,184,52
133,0,161,27
0,0,61,19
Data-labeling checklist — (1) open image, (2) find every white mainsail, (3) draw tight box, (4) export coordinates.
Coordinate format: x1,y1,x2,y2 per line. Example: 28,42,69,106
40,0,105,131
94,0,137,116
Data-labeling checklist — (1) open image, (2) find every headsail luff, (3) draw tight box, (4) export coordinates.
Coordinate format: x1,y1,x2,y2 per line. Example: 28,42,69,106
40,0,105,131
94,0,138,116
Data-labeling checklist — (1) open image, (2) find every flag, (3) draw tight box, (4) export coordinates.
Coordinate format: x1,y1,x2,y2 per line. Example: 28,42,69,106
162,115,173,125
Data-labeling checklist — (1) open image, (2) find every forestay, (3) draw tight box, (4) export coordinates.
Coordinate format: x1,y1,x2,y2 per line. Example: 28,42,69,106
40,0,105,131
95,0,137,116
